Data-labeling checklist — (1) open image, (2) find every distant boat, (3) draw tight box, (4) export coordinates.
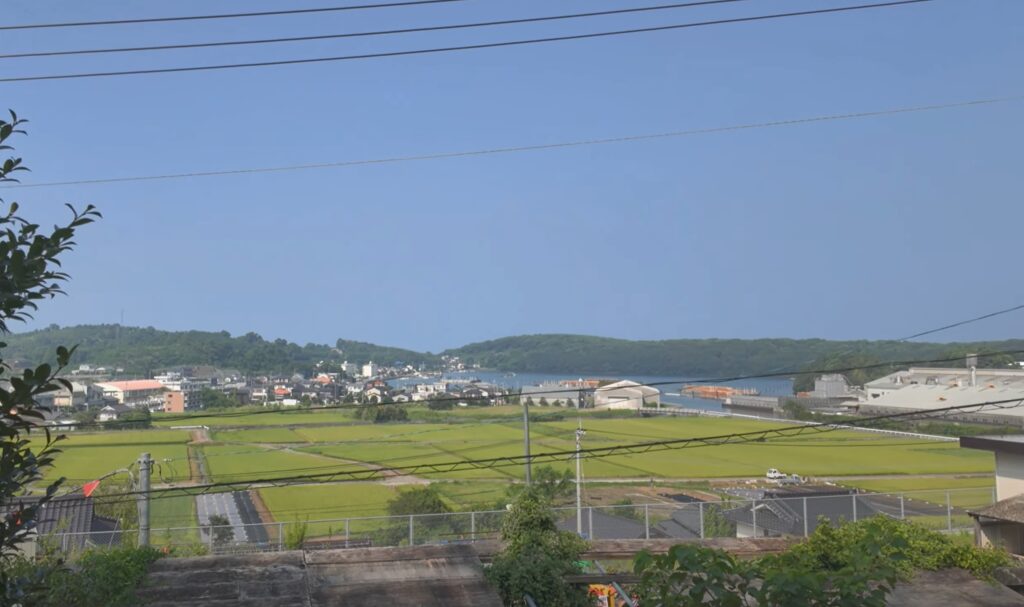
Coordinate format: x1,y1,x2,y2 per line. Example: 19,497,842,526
504,372,517,377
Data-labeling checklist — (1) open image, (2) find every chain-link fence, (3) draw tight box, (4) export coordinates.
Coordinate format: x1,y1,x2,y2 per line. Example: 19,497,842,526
36,487,993,558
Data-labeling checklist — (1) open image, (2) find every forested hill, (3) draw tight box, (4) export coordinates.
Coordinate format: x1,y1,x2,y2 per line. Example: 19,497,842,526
2,325,434,375
444,334,1024,377
4,325,1023,378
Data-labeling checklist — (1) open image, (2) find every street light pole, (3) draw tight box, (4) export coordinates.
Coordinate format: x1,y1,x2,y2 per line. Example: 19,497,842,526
575,419,585,536
522,399,532,485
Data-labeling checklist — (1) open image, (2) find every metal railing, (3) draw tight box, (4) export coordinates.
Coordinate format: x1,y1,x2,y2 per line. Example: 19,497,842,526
37,487,993,557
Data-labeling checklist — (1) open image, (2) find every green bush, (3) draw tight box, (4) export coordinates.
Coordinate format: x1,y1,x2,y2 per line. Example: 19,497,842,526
633,517,1012,607
285,519,309,550
486,488,590,607
789,516,1011,579
8,547,162,607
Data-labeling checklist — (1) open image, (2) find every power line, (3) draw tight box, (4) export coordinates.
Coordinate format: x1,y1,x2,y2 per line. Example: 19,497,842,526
897,303,1024,342
0,0,756,60
89,394,1022,504
0,1,935,83
7,94,1017,191
0,0,469,31
64,346,1024,431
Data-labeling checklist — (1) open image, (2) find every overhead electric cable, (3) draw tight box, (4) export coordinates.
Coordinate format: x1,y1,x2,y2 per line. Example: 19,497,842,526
0,0,756,60
6,94,1016,191
897,303,1024,342
0,0,934,83
0,0,469,31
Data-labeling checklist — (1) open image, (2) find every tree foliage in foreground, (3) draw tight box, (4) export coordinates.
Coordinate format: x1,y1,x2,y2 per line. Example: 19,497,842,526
486,488,590,607
632,517,1012,607
0,111,100,602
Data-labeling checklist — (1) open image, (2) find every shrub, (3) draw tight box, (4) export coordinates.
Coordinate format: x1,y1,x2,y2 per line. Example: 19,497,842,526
285,519,308,550
486,488,590,607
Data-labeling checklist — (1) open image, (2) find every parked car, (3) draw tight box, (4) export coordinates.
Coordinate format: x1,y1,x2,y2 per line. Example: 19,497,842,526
766,468,786,480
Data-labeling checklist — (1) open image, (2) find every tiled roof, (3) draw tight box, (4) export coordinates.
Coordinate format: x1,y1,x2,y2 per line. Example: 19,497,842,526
970,494,1024,524
9,492,121,549
724,492,880,536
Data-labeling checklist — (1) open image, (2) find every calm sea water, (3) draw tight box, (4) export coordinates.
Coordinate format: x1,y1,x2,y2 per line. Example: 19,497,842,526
392,370,794,413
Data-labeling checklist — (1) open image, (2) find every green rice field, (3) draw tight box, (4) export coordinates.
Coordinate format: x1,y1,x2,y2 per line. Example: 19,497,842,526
34,412,999,530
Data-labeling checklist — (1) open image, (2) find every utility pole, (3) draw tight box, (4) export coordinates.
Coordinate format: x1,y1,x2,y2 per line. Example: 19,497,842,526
522,398,532,485
575,419,585,536
137,452,152,547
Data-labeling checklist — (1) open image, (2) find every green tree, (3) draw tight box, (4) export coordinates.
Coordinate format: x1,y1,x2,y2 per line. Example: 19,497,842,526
199,388,240,409
108,407,151,430
207,515,234,545
0,111,100,598
387,486,450,517
506,465,574,505
373,405,408,423
485,488,590,607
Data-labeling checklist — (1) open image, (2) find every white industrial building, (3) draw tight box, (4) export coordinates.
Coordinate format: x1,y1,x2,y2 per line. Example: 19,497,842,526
860,367,1024,426
593,380,660,410
361,362,379,378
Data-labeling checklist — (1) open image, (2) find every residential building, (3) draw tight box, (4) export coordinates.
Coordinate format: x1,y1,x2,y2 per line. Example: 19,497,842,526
723,488,880,538
961,435,1024,502
164,391,186,414
340,361,358,376
52,381,89,409
557,510,648,540
594,380,660,410
14,492,120,557
362,362,379,378
93,380,166,408
154,372,204,408
97,404,132,422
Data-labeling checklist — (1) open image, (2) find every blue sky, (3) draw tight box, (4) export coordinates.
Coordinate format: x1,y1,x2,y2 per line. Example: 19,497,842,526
1,0,1022,352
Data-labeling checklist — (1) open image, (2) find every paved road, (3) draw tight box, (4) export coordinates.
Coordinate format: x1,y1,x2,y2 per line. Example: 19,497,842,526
196,492,249,544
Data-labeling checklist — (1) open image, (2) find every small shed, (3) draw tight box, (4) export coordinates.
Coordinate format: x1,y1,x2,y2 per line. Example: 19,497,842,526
969,495,1024,555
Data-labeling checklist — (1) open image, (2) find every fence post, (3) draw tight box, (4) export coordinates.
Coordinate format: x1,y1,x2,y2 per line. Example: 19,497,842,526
803,497,809,537
278,522,284,551
345,519,350,542
900,494,905,520
409,515,415,546
752,499,757,537
644,504,650,540
207,526,214,553
699,502,705,539
588,507,594,540
471,511,477,540
852,493,858,522
947,491,952,533
992,487,997,504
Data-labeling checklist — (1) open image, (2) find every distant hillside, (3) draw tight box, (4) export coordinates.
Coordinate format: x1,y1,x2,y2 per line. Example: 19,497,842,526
2,325,434,376
444,334,1024,377
5,325,1023,380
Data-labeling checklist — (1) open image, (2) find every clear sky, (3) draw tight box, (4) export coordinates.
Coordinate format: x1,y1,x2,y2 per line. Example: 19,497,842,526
1,0,1022,352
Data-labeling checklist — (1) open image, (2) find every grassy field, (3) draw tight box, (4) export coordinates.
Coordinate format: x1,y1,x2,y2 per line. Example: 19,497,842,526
841,476,995,509
30,412,1000,532
258,481,512,538
201,444,342,482
37,430,191,483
